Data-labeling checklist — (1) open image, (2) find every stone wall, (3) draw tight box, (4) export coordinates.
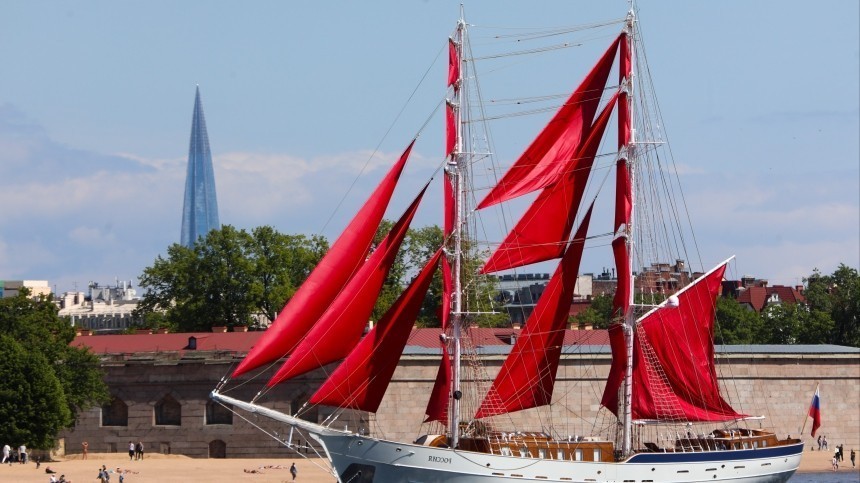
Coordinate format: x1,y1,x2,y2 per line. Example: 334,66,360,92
60,347,859,458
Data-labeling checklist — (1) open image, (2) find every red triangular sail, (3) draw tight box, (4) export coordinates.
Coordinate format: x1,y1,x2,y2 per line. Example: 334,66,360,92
309,249,443,412
475,204,593,419
480,93,617,274
266,184,429,386
601,262,746,422
424,346,452,424
232,141,415,377
446,101,457,159
477,35,620,209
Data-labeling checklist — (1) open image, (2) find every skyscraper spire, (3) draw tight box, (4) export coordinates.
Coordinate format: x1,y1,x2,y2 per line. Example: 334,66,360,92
180,86,220,247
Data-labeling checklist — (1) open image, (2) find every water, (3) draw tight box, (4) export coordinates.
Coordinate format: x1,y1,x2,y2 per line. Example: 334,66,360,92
792,472,860,482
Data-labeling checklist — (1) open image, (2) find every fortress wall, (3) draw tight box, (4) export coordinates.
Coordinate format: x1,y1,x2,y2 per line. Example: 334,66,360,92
60,349,858,458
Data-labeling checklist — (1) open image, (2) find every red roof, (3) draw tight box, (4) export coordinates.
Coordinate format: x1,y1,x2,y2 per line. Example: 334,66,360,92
735,285,805,313
72,327,610,354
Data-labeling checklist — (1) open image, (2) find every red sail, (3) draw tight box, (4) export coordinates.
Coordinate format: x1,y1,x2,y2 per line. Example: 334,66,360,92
266,184,428,386
475,204,593,419
424,345,452,424
309,249,443,412
611,158,632,318
480,93,617,274
441,256,452,329
448,38,459,88
232,141,415,377
601,262,745,422
477,35,620,209
446,100,456,159
612,31,632,320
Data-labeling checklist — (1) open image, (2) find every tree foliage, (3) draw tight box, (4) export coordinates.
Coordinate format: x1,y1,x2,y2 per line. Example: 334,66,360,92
135,225,328,332
0,292,109,449
805,264,859,347
714,296,764,345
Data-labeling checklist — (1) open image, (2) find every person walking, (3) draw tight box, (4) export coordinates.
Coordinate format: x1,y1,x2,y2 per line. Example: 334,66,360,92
290,462,298,481
850,448,856,468
135,441,144,460
18,444,27,464
2,443,9,464
128,441,135,461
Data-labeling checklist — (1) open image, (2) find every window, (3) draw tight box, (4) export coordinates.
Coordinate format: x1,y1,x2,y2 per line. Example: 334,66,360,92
593,448,601,461
101,397,128,427
205,400,232,425
154,394,181,426
574,449,583,461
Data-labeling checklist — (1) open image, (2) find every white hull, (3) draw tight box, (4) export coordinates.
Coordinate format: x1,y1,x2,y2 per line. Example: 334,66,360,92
319,432,801,483
211,391,802,483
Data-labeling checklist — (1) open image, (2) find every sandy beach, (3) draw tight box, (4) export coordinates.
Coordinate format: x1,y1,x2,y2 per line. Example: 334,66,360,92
2,449,857,483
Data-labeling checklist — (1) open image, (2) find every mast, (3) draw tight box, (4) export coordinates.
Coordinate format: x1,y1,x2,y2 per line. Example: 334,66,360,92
447,6,466,448
620,8,637,456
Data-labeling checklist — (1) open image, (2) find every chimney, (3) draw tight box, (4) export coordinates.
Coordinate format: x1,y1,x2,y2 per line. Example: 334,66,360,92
157,328,169,334
232,326,249,332
212,326,228,333
512,322,522,330
76,329,91,337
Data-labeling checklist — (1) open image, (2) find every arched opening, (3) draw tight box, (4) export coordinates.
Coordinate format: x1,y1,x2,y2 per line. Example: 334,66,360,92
208,439,227,458
154,394,181,426
101,397,128,427
205,400,232,425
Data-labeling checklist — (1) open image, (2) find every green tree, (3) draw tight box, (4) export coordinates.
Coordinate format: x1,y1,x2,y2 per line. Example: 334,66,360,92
0,292,109,449
571,294,613,329
805,265,859,347
714,296,764,345
136,225,328,332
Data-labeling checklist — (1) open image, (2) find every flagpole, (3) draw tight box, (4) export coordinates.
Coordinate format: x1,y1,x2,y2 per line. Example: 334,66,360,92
800,382,819,437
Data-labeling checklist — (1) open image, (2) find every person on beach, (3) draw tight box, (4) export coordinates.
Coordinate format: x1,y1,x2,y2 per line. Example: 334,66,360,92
850,448,856,468
135,441,144,460
2,443,9,464
128,441,135,461
832,455,838,471
290,462,298,481
18,444,27,464
81,441,88,460
817,435,822,450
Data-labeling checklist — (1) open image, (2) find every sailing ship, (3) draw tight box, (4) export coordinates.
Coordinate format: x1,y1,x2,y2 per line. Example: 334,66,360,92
212,6,804,482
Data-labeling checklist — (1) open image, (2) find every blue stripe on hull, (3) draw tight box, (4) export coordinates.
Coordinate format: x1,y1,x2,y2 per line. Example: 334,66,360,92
626,442,804,463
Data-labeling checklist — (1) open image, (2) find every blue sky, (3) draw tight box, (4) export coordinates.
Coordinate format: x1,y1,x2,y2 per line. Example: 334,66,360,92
0,1,857,295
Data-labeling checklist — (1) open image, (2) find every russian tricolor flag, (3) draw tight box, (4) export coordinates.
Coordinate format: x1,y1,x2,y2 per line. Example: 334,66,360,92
808,386,822,437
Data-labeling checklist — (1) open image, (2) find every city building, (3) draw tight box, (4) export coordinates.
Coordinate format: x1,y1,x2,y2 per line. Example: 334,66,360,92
1,280,51,299
180,86,220,247
58,280,142,332
495,273,592,325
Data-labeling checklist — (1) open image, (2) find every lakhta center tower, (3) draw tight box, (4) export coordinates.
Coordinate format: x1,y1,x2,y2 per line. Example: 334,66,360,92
180,86,220,247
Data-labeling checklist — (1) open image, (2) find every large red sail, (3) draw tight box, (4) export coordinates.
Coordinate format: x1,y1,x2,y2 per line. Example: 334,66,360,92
266,184,429,386
232,141,415,377
424,345,452,424
601,262,745,422
480,93,617,274
611,30,632,320
477,35,620,209
309,249,443,412
475,204,593,419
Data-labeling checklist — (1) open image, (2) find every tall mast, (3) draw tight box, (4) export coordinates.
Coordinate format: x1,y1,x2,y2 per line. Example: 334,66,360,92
447,6,467,448
620,8,637,456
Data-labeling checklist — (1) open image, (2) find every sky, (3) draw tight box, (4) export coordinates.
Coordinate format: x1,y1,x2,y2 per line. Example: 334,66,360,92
0,0,857,295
